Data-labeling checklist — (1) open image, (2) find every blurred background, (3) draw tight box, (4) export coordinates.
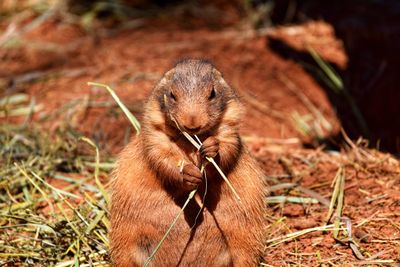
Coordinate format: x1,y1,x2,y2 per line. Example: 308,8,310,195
1,1,400,266
1,0,399,155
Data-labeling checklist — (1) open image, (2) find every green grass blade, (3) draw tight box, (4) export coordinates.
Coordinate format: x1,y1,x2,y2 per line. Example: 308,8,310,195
307,46,343,91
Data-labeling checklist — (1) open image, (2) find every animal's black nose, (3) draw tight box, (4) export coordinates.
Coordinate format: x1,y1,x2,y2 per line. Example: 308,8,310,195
185,126,201,133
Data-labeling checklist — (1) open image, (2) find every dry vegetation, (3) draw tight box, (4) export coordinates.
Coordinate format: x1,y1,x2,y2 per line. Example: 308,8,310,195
2,84,399,266
1,0,400,266
0,123,111,266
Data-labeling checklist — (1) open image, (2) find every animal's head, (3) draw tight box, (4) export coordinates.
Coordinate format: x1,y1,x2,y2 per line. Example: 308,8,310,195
152,59,240,135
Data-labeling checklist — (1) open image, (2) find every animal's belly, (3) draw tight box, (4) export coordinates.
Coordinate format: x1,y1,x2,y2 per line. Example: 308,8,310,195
136,198,233,267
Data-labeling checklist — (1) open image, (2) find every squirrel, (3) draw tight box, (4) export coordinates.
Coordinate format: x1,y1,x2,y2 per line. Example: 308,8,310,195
110,59,266,267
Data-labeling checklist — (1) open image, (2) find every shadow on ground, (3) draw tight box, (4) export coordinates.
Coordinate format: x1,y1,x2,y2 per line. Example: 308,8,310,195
269,0,400,153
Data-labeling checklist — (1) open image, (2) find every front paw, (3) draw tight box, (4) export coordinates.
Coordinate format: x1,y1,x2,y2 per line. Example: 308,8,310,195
181,163,202,191
200,136,219,159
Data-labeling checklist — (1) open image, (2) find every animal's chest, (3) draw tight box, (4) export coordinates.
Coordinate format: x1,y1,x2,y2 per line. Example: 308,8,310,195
173,137,201,166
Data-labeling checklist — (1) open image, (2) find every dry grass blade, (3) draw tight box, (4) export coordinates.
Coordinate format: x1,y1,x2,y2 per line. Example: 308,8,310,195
143,189,197,267
324,166,345,239
85,210,106,234
1,125,110,265
143,163,206,266
268,182,330,207
170,115,241,202
80,137,110,205
277,74,332,132
84,161,116,171
0,93,29,106
326,166,343,224
266,224,340,247
30,171,80,199
333,168,345,239
266,196,319,204
195,134,241,202
87,82,141,135
0,104,43,118
205,156,241,202
14,162,55,216
291,111,321,139
323,166,368,261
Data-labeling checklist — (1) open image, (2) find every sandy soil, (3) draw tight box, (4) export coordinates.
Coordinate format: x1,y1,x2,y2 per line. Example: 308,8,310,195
1,7,399,265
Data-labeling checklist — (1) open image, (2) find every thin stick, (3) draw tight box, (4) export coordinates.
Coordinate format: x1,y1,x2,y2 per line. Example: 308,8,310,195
143,189,197,267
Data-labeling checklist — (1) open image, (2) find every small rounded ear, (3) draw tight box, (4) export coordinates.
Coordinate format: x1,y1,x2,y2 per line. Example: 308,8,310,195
164,68,175,80
212,68,244,125
212,68,226,86
212,68,239,98
156,69,174,89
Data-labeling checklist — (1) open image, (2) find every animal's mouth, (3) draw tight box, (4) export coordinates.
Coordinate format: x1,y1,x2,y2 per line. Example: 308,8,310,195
184,126,202,135
169,115,206,135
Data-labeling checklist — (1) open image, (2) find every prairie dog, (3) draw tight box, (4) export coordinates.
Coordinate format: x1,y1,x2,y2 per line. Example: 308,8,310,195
110,59,266,266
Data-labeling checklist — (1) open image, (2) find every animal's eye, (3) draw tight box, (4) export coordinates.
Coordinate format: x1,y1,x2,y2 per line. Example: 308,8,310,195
170,91,176,101
208,88,216,100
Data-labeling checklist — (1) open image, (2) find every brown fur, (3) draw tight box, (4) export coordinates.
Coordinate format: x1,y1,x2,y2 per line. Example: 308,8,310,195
110,59,266,267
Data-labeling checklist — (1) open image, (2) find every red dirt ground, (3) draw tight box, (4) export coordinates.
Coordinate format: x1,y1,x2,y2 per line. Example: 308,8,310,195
1,8,399,266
